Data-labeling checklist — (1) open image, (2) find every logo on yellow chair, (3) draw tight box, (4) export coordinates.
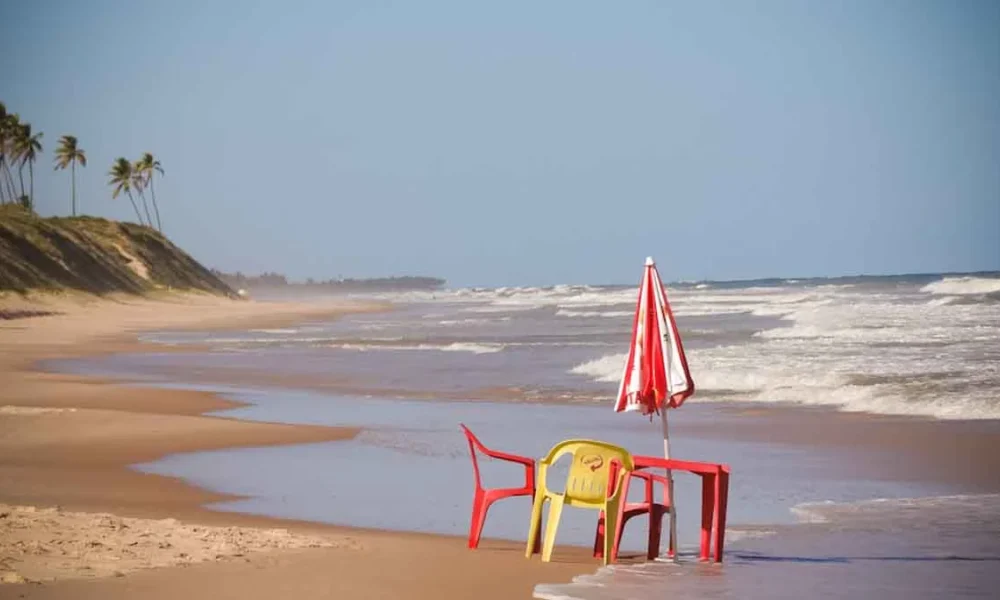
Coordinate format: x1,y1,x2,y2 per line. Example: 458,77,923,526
580,454,604,472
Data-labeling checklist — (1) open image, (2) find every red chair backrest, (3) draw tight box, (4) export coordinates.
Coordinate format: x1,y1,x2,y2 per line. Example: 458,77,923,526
459,423,484,486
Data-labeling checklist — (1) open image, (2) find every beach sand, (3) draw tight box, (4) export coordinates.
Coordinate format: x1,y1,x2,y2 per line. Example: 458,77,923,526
0,292,592,599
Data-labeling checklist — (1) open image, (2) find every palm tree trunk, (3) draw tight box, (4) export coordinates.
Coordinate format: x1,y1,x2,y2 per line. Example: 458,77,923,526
17,163,25,198
5,166,16,204
1,160,14,202
0,158,7,203
149,177,162,231
137,188,153,227
71,161,77,216
28,160,34,206
126,190,144,225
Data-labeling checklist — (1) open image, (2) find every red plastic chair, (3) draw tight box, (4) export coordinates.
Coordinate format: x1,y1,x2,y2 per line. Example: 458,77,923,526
593,468,673,561
459,423,539,551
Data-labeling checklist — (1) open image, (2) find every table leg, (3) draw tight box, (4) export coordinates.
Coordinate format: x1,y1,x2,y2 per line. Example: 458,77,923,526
699,474,715,561
714,467,730,562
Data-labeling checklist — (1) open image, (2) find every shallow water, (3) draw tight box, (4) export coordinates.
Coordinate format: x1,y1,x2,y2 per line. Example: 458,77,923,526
131,385,948,553
537,495,1000,600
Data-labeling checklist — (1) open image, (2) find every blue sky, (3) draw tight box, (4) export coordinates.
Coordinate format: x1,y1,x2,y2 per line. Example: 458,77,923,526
3,1,997,287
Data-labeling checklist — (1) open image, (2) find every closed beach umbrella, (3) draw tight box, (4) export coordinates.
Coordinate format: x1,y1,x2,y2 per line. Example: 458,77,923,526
614,256,695,558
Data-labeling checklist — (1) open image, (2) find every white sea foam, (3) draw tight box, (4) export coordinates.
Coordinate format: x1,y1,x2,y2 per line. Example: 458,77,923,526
569,353,626,382
460,304,539,314
567,281,1000,420
556,309,633,318
439,342,504,354
328,341,504,354
436,317,508,326
920,276,1000,296
791,493,1000,526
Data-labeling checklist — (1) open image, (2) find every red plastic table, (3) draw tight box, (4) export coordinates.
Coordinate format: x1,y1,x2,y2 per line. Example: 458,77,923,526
632,455,731,563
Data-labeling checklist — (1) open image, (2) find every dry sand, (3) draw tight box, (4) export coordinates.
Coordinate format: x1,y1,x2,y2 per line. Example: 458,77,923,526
0,292,593,599
0,504,350,584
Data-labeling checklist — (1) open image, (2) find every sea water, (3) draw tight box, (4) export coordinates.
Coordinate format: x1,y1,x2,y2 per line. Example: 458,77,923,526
64,272,1000,420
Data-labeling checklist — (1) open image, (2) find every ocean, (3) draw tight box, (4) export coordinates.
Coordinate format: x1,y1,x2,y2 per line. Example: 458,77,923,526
48,272,1000,598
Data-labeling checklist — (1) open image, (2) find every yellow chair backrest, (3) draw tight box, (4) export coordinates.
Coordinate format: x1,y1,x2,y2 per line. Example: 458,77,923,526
540,439,634,505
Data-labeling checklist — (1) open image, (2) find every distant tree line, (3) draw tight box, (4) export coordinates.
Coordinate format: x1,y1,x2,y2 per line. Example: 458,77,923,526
212,270,446,291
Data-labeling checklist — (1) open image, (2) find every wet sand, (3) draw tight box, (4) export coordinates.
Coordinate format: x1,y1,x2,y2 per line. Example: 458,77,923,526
0,292,593,598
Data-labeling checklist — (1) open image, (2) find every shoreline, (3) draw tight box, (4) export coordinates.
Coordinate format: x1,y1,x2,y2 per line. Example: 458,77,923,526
0,292,594,598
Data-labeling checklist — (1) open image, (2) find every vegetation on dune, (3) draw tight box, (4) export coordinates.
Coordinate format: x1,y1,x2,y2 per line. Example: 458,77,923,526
0,102,43,211
0,204,236,297
2,100,167,233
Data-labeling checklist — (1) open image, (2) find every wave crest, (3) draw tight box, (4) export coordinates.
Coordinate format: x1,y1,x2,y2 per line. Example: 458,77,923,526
921,276,1000,296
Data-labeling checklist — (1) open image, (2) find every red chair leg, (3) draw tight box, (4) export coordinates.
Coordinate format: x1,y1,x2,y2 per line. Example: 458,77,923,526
593,513,604,558
647,508,663,560
610,506,629,563
468,489,486,549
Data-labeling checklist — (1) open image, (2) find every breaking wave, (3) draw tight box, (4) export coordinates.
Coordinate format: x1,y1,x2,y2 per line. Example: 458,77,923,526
567,279,1000,420
569,353,626,383
920,276,1000,297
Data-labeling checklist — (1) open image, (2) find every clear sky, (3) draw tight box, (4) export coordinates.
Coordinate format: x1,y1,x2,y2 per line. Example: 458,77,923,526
3,1,998,287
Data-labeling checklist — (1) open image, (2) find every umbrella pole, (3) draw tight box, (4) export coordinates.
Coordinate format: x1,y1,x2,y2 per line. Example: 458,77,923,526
661,409,678,561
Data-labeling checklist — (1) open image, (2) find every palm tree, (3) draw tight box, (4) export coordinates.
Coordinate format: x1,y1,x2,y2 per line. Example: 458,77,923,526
0,104,21,204
13,123,43,207
136,153,164,231
11,125,26,200
3,114,27,201
3,122,20,203
0,103,10,204
108,157,144,225
54,135,86,216
131,158,154,227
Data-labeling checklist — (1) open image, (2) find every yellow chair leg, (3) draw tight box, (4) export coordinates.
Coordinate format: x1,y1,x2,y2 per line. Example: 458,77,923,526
602,500,619,566
525,492,546,558
541,495,565,562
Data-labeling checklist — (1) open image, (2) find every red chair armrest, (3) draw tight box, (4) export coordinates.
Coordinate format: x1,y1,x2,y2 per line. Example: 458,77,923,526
482,448,535,468
459,423,535,489
628,469,672,505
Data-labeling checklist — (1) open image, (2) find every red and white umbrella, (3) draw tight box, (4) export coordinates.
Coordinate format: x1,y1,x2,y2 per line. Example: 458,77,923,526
614,256,695,557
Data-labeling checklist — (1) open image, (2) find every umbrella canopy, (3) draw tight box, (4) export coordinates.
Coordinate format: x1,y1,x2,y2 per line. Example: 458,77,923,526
612,256,694,560
614,256,694,415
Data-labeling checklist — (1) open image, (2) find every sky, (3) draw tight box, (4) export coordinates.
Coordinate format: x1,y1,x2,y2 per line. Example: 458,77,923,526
2,0,998,287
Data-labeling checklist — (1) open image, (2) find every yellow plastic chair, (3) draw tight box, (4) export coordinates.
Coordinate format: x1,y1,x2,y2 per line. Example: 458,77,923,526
525,439,634,565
